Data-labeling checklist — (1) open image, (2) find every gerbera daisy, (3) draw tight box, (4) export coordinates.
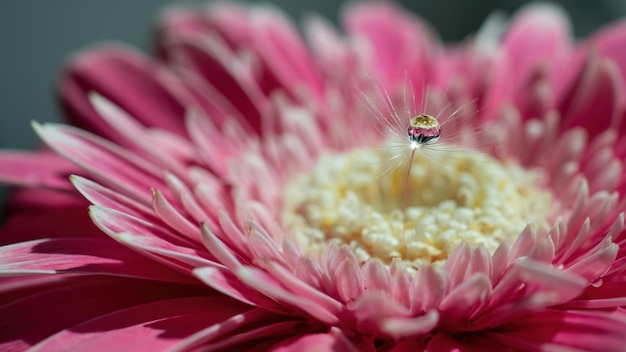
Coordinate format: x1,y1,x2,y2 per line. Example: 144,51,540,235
2,2,626,351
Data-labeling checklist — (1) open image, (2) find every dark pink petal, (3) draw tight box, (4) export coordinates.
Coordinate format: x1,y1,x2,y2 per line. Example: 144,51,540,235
162,36,265,132
29,296,249,352
485,310,626,352
334,256,364,304
565,281,626,309
0,276,207,351
199,321,310,352
71,175,155,220
0,150,75,190
89,205,197,249
89,94,192,183
0,238,192,283
236,266,342,326
269,328,358,352
58,45,188,140
379,310,439,339
0,205,98,246
361,259,391,292
152,189,199,243
439,274,492,323
193,266,287,313
2,186,85,217
558,56,625,138
590,20,626,83
167,308,278,352
343,2,434,94
425,333,508,352
259,260,345,319
412,265,449,314
251,6,324,100
35,123,165,204
502,4,571,94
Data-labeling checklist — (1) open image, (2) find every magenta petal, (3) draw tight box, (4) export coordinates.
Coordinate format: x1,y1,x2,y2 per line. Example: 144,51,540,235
89,205,195,248
0,204,97,246
0,238,192,283
0,151,75,190
29,296,249,352
269,329,358,352
193,266,287,313
380,310,439,339
343,2,433,92
0,276,206,351
162,36,265,132
412,265,449,313
439,274,492,322
251,6,324,100
502,4,571,90
558,56,625,137
34,122,164,203
59,45,188,140
591,20,626,83
485,310,626,352
71,175,155,219
236,266,342,326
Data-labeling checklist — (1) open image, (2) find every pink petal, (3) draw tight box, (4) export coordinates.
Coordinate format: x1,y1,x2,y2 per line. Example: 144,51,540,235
334,256,364,304
0,151,75,190
200,321,307,352
58,45,188,140
2,186,85,217
29,296,249,352
590,20,626,84
439,274,492,322
236,266,342,326
259,260,345,319
343,2,433,93
34,122,164,204
565,282,626,309
558,56,625,138
269,329,358,352
167,308,276,352
484,310,626,352
0,276,207,351
412,265,449,314
0,204,97,246
502,3,571,93
71,175,155,220
251,6,324,100
361,259,391,292
162,36,265,132
193,266,287,313
89,205,196,248
88,93,191,182
0,238,192,283
380,310,439,339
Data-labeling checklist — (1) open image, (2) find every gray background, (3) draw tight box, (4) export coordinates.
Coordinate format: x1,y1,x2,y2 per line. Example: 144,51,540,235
0,0,625,214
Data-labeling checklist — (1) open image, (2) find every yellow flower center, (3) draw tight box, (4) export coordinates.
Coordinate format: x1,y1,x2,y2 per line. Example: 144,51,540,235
284,147,552,269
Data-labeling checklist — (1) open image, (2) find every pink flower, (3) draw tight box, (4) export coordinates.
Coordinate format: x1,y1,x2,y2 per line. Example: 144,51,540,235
2,2,626,351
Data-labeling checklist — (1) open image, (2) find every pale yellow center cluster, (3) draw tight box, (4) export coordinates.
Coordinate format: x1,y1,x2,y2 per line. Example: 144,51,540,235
284,146,552,269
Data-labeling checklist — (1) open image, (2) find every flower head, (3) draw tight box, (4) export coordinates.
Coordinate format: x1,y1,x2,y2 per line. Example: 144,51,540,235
2,2,626,351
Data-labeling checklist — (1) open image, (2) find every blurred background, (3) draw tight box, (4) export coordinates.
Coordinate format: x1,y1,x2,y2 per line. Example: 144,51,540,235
0,0,625,210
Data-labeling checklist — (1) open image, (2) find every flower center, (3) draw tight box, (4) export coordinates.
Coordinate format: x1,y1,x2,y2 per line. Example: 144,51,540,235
283,147,552,269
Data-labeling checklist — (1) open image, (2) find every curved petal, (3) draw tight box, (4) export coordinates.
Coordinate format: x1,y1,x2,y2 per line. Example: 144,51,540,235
58,45,188,140
29,296,249,352
0,238,194,283
0,151,75,190
0,276,206,351
269,329,358,352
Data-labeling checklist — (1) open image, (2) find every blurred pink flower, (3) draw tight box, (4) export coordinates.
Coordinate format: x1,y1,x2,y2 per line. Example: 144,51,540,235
2,2,626,351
